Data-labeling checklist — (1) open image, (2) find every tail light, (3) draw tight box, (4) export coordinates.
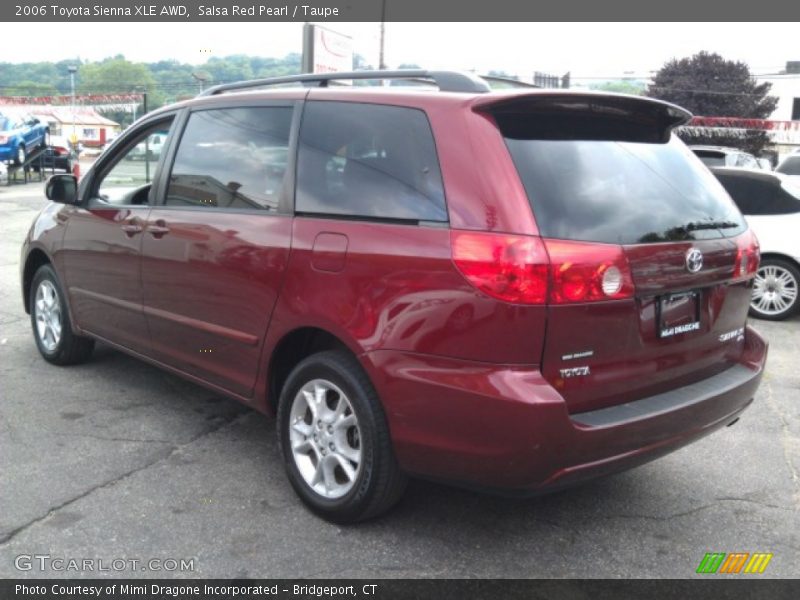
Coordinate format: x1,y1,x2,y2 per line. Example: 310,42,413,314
53,146,68,156
451,231,548,304
733,229,760,279
545,239,635,303
451,231,634,305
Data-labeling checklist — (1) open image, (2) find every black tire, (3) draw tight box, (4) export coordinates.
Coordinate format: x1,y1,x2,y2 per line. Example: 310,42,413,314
749,258,800,321
277,350,407,523
29,264,94,365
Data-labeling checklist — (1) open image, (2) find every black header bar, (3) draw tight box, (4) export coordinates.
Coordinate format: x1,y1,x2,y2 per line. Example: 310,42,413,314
3,0,800,22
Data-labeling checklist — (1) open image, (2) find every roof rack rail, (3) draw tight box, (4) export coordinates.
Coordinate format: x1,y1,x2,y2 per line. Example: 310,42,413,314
198,69,492,97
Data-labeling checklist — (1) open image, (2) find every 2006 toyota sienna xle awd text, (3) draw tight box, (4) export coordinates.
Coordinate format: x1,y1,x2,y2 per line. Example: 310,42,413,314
20,70,768,522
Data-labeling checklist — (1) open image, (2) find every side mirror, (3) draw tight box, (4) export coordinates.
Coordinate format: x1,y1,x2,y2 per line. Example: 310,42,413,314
45,175,78,204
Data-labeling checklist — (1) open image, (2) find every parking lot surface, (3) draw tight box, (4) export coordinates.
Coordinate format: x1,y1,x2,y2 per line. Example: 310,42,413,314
1,182,798,578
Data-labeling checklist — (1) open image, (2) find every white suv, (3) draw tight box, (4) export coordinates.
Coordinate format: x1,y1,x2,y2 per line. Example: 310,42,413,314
712,167,800,320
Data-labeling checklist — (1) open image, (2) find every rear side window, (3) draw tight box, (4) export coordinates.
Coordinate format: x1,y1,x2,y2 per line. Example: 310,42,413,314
501,127,745,244
166,106,292,211
716,173,800,216
296,101,447,222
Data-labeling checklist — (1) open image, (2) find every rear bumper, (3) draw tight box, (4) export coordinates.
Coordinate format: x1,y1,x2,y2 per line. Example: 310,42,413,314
362,325,767,492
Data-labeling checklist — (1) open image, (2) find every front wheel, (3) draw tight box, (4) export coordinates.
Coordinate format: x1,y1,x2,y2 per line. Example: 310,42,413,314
15,145,25,165
30,264,95,365
277,350,407,523
749,258,800,320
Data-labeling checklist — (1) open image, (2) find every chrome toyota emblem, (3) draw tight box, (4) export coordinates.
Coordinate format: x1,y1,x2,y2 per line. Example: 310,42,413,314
685,248,703,273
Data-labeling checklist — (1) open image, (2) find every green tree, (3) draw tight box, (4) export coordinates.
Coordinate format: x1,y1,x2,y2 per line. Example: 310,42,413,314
77,57,161,125
77,57,156,95
647,51,777,118
648,51,778,156
2,80,59,96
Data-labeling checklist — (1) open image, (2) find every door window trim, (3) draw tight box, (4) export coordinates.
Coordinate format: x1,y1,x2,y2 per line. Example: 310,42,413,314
81,111,181,209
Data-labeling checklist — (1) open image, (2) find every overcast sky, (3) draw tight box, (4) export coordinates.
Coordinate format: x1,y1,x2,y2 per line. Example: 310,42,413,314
6,22,798,80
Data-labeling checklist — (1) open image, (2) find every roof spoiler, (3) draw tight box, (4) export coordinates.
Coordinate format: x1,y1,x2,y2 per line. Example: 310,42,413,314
474,92,692,143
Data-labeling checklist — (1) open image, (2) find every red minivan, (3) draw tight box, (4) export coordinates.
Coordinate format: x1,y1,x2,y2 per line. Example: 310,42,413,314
20,71,767,522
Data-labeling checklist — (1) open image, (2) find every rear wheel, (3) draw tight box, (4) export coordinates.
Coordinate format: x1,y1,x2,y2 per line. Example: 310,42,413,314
750,258,800,320
30,264,94,365
277,350,407,523
15,145,25,165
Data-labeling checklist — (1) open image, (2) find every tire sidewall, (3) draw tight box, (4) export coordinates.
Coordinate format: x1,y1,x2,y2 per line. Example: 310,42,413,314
277,354,379,521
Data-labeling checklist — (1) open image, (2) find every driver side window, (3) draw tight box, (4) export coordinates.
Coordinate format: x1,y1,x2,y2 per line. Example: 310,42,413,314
94,118,174,206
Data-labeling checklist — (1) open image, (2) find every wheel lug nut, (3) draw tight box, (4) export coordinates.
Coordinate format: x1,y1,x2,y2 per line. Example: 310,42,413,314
317,421,323,429
321,448,326,455
327,425,333,434
329,442,335,450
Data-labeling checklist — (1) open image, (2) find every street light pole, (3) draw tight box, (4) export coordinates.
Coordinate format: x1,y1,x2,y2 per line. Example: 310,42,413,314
379,0,387,70
67,65,77,147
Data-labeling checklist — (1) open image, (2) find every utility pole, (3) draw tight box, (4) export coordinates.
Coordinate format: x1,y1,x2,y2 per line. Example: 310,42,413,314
379,0,387,70
68,65,77,147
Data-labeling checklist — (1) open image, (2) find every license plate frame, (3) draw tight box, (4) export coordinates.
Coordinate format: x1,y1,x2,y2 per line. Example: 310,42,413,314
657,290,701,339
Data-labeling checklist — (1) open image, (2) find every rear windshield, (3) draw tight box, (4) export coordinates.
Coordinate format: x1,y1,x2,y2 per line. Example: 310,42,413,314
504,134,746,244
777,156,800,176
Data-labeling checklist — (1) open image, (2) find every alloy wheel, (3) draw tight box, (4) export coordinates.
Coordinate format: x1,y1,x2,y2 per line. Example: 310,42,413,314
288,378,362,499
34,280,62,352
752,264,798,317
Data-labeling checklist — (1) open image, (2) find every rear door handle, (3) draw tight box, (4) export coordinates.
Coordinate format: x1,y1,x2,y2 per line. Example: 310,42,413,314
121,218,143,236
146,220,170,238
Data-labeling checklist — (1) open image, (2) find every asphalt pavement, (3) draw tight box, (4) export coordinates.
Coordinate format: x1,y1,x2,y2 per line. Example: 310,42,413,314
0,179,798,579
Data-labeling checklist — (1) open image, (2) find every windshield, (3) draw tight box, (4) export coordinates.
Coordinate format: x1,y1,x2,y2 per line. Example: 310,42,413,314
504,135,746,244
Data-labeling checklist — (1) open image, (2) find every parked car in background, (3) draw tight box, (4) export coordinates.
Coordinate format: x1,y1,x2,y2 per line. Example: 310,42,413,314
20,71,767,522
690,145,763,170
33,135,78,174
126,132,164,161
0,110,48,165
711,166,800,320
776,154,800,179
